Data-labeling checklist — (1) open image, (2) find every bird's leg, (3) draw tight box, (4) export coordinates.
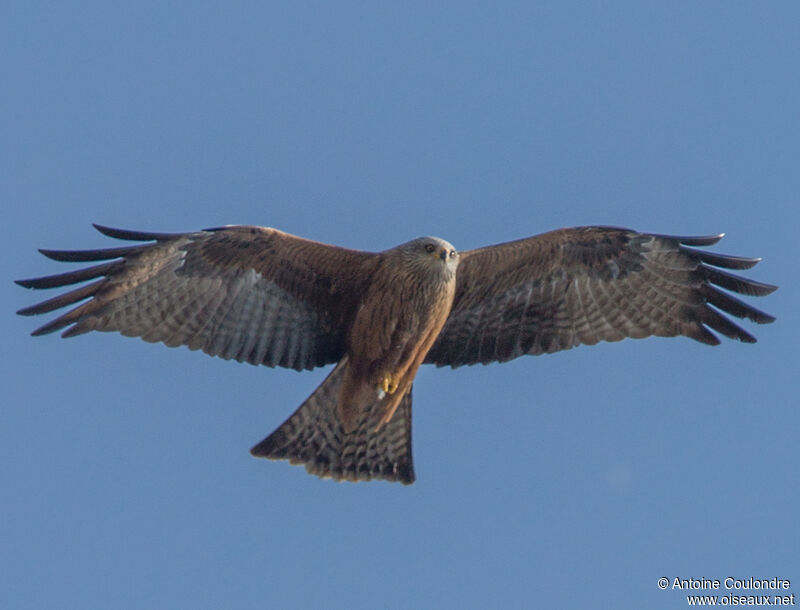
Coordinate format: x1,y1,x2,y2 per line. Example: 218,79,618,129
374,365,417,430
380,373,399,395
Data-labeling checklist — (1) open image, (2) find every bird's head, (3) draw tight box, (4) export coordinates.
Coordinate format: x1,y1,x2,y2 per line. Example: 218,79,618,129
396,236,459,280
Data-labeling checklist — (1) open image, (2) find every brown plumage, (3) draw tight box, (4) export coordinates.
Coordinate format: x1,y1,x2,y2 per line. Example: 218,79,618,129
16,224,776,484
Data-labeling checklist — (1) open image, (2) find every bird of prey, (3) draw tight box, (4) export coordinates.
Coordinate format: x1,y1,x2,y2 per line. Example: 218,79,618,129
16,224,776,484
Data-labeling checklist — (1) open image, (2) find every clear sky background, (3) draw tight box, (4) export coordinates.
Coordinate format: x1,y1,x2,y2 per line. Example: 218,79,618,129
2,3,797,609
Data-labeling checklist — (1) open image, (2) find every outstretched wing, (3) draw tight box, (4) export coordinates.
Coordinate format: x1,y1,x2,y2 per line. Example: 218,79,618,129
17,224,376,371
426,226,777,368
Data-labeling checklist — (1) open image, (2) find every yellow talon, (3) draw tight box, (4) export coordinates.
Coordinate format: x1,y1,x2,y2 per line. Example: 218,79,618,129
380,374,399,395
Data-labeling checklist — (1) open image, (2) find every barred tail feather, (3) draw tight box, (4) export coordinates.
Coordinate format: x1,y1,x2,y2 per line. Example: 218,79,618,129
250,358,415,484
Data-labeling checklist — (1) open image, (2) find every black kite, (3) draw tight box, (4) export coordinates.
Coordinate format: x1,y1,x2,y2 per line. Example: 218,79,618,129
16,224,776,484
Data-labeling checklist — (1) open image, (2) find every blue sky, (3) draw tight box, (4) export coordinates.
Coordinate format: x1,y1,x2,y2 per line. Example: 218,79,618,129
2,2,797,609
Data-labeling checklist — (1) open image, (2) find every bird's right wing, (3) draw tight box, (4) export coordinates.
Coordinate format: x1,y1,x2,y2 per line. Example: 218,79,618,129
17,224,376,371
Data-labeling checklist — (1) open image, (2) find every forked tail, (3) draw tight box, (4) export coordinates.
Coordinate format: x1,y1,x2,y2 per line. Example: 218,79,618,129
250,357,415,484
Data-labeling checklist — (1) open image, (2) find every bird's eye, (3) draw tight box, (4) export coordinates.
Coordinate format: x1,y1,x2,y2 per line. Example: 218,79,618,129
425,244,435,253
449,250,457,258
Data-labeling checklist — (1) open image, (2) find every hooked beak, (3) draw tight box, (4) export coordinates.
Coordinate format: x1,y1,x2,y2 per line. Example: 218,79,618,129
439,248,448,261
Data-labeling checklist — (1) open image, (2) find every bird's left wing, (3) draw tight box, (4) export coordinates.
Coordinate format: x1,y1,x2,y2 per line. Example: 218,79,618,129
425,226,776,368
17,224,376,371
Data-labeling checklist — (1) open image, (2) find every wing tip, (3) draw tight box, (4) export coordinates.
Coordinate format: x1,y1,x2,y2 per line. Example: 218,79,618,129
29,320,64,336
15,278,36,289
758,312,777,324
758,282,779,296
678,233,725,246
16,304,37,316
38,248,72,262
92,224,176,241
